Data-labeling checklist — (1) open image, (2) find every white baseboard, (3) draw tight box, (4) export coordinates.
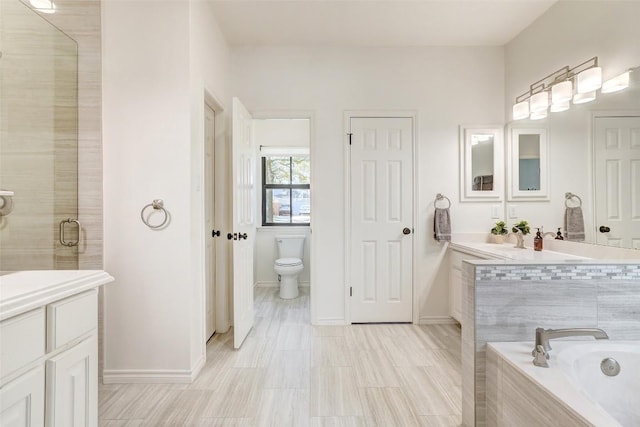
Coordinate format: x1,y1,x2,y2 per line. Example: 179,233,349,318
255,281,310,288
103,355,205,384
418,316,459,325
313,317,346,325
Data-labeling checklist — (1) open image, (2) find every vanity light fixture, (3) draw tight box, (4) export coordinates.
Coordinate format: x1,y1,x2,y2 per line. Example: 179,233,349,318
573,91,596,104
550,100,570,112
576,66,602,93
530,110,548,120
511,57,632,120
530,92,549,113
29,0,56,13
601,70,630,93
512,101,530,120
551,80,572,104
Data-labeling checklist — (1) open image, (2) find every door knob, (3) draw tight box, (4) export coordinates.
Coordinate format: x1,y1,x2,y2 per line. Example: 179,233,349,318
599,225,611,233
227,232,236,240
402,227,412,235
212,229,220,238
238,232,248,240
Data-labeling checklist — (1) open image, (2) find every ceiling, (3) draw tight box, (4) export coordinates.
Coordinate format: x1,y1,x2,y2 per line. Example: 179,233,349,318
209,0,558,47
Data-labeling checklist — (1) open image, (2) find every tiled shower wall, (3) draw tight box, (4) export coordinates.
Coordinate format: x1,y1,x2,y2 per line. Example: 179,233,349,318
462,261,640,427
1,0,102,269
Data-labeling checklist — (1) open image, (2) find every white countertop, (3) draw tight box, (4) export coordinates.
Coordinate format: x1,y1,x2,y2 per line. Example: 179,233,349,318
449,241,590,261
0,270,114,321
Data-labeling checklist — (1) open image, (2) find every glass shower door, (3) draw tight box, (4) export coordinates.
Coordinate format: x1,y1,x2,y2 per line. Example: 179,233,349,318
0,0,79,271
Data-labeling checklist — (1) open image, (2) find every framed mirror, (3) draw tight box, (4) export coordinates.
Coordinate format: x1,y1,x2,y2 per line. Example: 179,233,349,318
459,126,504,201
507,127,549,201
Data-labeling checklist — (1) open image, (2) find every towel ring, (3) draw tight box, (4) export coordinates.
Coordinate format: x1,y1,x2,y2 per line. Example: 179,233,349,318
141,199,169,229
564,192,582,208
435,193,451,209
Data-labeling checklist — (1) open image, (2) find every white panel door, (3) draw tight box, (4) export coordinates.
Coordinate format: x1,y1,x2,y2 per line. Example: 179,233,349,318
231,98,256,348
0,366,45,427
205,104,217,340
45,336,97,427
594,117,640,249
350,117,413,323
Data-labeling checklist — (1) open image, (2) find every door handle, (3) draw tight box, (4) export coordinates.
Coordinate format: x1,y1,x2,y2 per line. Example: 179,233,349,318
402,227,412,235
59,218,81,247
227,232,247,241
212,229,221,238
599,225,611,233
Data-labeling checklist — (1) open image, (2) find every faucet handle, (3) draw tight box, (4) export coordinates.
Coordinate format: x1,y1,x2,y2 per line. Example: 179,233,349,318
532,345,550,367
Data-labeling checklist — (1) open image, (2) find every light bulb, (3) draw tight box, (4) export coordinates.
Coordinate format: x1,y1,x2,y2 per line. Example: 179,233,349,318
550,100,570,113
530,92,549,113
512,101,529,120
601,71,630,93
573,91,596,104
576,67,602,93
551,81,573,104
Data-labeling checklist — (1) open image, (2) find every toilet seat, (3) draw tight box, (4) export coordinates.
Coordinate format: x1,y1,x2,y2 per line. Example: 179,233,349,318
275,257,302,267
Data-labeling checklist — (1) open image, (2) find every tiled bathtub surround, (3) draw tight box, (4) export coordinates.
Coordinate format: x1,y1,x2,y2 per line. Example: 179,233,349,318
462,260,640,427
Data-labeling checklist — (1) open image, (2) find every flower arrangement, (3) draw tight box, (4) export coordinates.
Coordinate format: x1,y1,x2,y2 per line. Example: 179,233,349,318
512,220,531,236
491,221,509,236
490,221,508,243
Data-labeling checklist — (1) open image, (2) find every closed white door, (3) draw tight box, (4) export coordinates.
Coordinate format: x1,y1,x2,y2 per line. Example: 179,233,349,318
594,116,640,249
205,104,216,340
231,98,256,348
349,117,414,323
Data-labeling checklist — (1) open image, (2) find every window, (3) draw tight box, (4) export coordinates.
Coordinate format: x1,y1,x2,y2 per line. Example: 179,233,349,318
262,156,310,225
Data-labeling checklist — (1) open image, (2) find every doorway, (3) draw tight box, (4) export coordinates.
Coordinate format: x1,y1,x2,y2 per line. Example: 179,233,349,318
204,102,216,341
347,115,415,323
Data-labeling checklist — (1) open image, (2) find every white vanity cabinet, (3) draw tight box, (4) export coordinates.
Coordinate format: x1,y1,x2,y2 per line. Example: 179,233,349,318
0,270,113,427
448,248,491,325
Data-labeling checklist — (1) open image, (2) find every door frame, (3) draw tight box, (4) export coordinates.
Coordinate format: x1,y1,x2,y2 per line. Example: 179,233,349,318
203,91,230,341
343,110,419,324
251,110,316,322
590,110,640,246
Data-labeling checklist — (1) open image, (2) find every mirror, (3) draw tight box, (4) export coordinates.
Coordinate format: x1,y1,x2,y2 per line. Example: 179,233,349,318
459,126,503,201
507,127,549,201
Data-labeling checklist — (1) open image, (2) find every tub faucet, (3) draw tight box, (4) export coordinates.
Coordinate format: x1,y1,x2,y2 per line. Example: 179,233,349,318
532,327,609,367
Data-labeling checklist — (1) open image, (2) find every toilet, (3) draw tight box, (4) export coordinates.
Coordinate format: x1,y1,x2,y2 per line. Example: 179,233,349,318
274,235,305,299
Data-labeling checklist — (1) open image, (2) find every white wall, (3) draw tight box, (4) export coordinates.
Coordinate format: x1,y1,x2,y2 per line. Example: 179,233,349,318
230,46,505,323
504,1,640,242
102,0,230,381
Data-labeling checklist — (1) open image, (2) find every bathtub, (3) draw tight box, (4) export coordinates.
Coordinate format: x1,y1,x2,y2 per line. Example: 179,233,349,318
487,341,640,427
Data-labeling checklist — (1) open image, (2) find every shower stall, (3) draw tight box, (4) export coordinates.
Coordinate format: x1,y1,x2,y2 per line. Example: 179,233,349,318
0,0,79,271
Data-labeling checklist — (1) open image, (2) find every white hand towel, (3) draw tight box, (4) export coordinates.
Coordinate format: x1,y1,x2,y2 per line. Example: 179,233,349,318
434,208,451,242
564,206,585,241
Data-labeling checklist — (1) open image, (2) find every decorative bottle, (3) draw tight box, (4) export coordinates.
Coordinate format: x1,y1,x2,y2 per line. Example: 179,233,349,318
534,228,543,251
555,227,564,240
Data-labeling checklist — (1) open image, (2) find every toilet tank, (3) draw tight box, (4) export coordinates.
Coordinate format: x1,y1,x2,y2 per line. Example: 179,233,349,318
276,235,305,259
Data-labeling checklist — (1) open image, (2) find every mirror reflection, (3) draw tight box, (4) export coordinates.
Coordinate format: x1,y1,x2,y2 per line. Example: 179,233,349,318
518,134,540,191
471,134,494,191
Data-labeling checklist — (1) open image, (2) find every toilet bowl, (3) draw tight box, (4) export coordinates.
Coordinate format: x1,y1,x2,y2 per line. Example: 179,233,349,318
274,235,305,299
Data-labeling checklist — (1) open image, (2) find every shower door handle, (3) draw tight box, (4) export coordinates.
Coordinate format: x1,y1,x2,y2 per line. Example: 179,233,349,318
59,218,81,247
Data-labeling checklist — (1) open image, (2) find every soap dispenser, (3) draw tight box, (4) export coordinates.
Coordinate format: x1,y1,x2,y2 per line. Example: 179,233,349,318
534,228,543,251
555,227,564,240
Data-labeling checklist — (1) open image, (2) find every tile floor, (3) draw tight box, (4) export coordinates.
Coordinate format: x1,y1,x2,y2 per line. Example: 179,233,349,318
99,287,462,426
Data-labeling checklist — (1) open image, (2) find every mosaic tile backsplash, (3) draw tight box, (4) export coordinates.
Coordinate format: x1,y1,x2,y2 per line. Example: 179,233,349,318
476,263,640,281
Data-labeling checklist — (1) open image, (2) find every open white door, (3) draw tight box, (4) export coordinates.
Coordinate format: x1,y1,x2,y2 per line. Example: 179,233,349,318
594,116,640,249
231,98,256,348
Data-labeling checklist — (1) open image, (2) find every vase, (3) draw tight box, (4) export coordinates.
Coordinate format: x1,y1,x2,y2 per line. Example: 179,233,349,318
491,234,506,244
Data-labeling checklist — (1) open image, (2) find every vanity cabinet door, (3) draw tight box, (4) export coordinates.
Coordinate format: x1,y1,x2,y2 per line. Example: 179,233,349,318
45,336,97,427
0,365,45,427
